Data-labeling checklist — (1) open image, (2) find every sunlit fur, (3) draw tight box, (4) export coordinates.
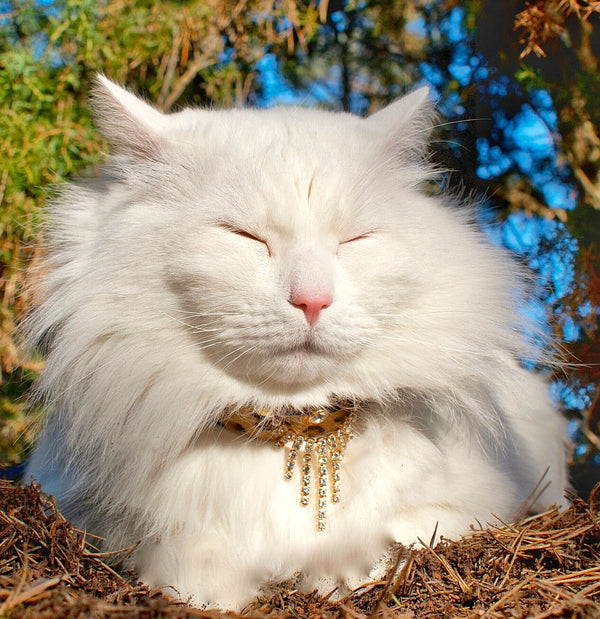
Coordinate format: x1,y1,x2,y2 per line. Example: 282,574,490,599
26,76,567,609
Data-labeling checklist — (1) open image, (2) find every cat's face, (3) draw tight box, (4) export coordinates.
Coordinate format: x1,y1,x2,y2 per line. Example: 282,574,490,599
169,130,402,388
89,78,513,396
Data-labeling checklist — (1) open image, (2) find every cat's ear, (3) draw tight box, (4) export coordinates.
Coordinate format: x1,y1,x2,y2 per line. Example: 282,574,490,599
91,74,169,159
365,87,434,156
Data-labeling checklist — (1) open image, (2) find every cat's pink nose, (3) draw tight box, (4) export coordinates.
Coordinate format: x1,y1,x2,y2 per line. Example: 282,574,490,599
290,290,332,326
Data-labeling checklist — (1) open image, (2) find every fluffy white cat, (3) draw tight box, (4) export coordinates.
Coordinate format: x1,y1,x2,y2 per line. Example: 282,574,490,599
26,76,567,609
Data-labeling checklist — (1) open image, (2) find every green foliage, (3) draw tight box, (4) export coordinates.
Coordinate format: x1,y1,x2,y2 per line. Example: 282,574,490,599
0,5,84,462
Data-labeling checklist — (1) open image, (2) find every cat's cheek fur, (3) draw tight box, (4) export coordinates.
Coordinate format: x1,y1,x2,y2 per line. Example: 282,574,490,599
25,78,568,610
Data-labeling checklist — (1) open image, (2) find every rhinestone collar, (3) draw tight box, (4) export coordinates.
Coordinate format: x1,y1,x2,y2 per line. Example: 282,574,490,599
219,399,360,531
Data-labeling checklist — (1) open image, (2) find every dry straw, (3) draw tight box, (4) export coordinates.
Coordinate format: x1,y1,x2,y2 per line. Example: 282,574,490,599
0,479,598,618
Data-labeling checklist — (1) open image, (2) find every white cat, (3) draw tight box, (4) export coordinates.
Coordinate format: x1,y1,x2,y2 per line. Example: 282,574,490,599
26,76,567,609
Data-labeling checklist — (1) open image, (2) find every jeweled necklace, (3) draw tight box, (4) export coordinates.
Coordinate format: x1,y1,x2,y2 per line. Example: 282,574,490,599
219,399,360,531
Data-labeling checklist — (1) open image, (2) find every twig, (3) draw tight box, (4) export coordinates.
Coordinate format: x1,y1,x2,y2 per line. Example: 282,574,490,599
417,538,471,596
161,57,214,111
498,528,526,589
0,576,63,611
483,574,538,616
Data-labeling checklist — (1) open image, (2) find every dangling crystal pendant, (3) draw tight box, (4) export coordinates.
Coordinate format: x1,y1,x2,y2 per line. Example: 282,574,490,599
279,409,357,531
221,399,360,532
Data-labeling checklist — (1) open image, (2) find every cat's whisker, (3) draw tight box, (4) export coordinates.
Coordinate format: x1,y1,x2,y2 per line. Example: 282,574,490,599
177,324,223,335
168,309,244,317
165,309,235,318
218,342,261,371
192,339,230,352
376,334,496,357
421,117,488,134
365,310,496,318
430,139,465,149
165,315,222,332
254,363,284,388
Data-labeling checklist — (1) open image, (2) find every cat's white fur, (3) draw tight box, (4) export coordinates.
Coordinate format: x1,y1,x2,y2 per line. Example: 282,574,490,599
26,76,567,609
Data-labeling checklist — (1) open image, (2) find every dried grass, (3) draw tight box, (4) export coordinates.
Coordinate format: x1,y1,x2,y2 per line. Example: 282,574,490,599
514,0,600,59
0,479,598,618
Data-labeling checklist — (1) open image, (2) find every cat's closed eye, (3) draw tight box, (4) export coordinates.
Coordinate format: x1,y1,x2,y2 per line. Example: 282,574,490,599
337,234,374,256
340,234,372,245
219,223,270,253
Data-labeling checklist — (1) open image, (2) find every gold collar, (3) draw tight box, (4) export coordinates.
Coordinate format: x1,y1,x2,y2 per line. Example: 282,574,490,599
220,399,360,531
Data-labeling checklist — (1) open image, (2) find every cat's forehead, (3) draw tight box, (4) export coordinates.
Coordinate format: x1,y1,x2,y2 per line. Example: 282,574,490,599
176,109,381,231
179,107,371,160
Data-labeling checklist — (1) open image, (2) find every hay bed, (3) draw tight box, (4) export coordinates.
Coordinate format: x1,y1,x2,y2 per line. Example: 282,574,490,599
0,480,598,618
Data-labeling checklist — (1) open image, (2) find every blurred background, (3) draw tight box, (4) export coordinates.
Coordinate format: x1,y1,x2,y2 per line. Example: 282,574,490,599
0,0,598,496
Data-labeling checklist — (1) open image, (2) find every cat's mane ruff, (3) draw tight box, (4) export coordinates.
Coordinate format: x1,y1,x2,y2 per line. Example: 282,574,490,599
25,77,567,609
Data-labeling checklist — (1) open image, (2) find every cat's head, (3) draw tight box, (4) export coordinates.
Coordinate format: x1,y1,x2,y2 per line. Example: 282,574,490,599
53,77,521,402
